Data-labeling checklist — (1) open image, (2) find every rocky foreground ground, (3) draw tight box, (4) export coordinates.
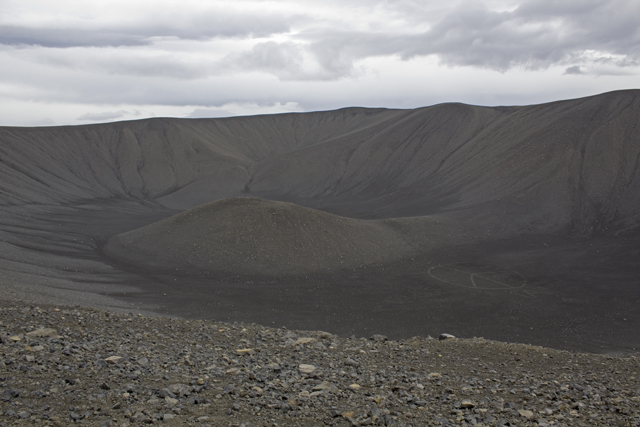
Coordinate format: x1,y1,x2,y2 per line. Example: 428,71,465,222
0,301,638,427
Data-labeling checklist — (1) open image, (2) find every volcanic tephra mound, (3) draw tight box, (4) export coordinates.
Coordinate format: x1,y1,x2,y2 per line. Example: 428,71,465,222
103,197,414,275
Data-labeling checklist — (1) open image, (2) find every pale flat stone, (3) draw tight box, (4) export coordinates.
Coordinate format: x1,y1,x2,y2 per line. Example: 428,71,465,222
312,381,334,391
518,409,534,419
299,364,317,374
26,328,58,337
460,399,475,408
165,396,178,406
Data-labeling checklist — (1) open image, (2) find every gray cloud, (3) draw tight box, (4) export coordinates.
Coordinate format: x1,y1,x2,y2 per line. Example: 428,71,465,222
291,0,640,78
564,66,584,75
5,45,214,80
0,10,293,48
4,0,638,83
222,42,305,78
219,41,358,81
0,26,150,48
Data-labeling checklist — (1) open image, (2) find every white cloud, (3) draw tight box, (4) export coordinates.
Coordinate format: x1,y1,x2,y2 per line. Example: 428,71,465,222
186,108,234,118
77,109,142,122
0,1,296,47
186,102,302,118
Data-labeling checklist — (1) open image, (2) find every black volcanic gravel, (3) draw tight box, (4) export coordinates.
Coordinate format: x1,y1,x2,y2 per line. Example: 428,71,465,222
1,301,638,426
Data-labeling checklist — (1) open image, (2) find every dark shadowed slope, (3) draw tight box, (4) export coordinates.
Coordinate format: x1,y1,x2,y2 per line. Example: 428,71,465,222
1,90,639,235
1,90,640,352
103,197,414,275
249,90,640,236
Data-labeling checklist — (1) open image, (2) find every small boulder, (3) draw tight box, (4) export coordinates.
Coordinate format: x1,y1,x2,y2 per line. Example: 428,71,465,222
518,409,534,419
299,364,317,374
26,328,58,338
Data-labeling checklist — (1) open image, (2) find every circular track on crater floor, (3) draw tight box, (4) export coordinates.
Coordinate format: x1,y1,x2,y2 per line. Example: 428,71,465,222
428,263,526,290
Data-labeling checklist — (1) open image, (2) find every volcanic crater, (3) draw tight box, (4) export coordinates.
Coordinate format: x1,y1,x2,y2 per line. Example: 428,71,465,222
1,90,640,352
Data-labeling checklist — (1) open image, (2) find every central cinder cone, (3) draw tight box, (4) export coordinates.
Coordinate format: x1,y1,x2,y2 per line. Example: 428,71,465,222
103,197,415,275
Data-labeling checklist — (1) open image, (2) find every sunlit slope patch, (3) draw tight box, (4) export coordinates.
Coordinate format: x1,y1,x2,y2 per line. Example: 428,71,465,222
102,197,416,275
0,108,400,207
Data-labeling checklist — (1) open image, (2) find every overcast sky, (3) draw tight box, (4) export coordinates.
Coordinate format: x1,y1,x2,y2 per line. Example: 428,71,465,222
1,0,639,126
